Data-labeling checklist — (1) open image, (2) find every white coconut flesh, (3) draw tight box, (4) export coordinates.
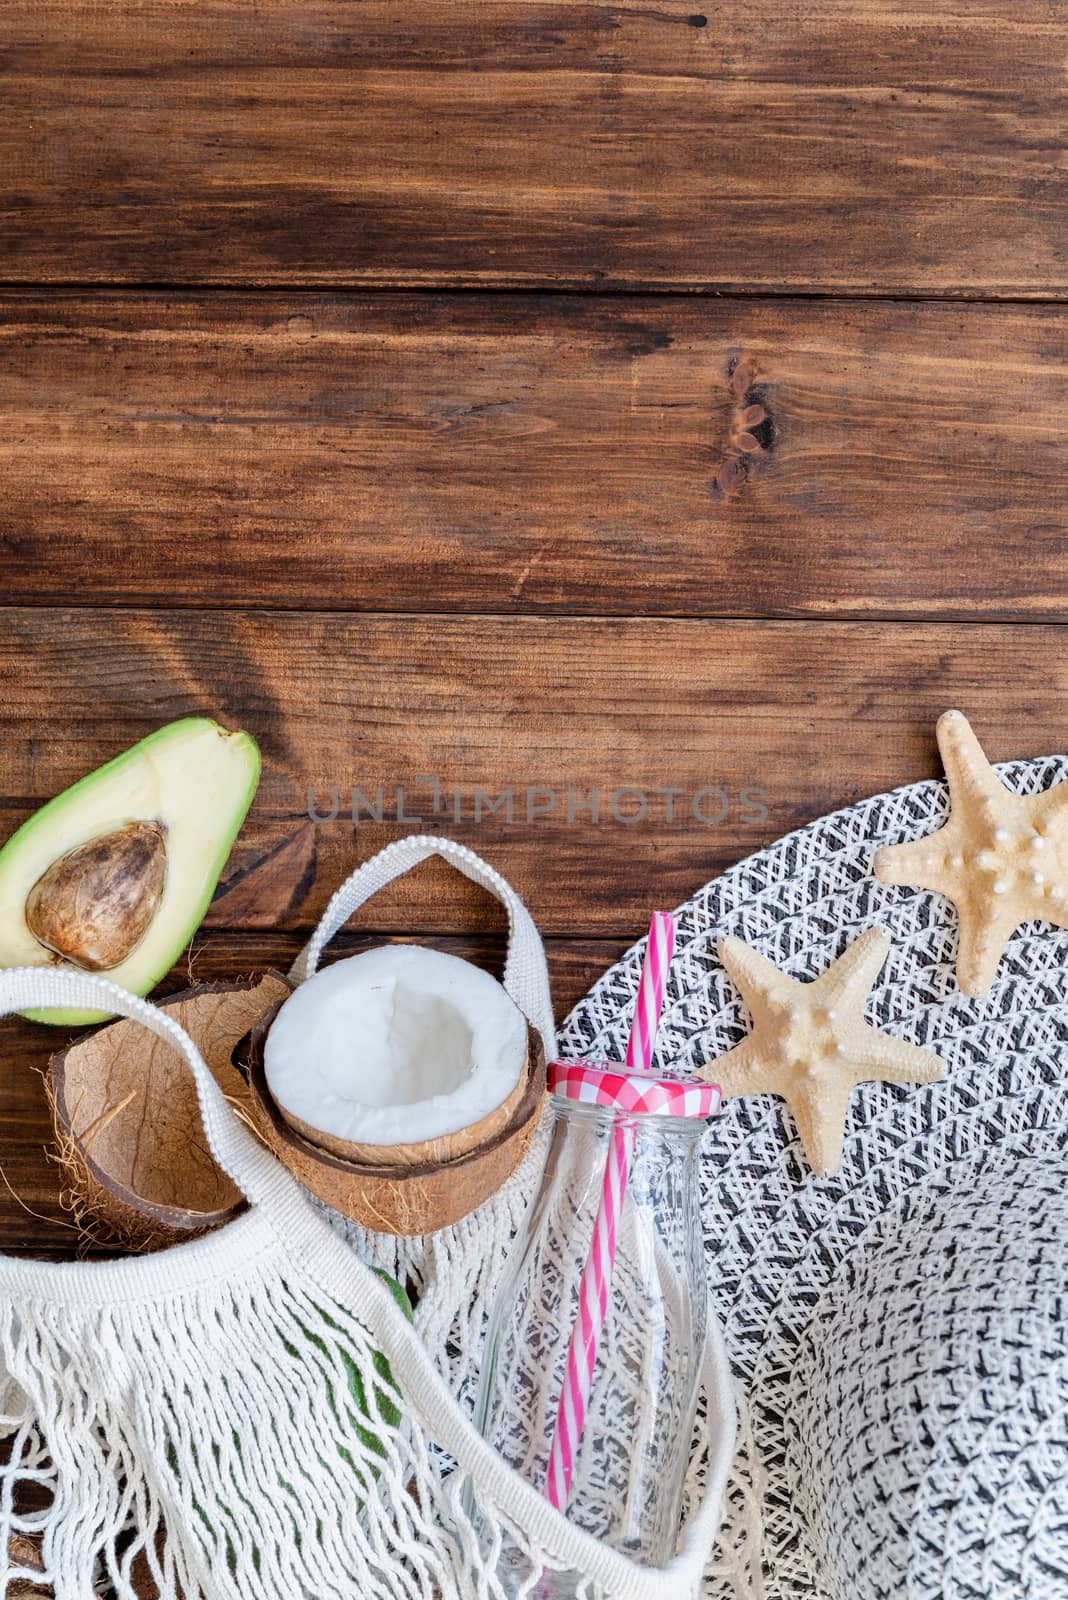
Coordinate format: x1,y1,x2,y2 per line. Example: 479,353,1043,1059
264,945,529,1153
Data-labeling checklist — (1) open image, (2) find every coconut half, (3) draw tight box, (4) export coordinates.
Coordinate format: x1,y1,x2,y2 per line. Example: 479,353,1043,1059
248,945,546,1235
264,946,530,1166
48,972,290,1251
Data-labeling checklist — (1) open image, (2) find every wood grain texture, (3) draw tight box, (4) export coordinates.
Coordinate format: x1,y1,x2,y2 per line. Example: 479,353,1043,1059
2,607,1068,940
3,292,1066,618
2,2,1064,293
0,931,628,1251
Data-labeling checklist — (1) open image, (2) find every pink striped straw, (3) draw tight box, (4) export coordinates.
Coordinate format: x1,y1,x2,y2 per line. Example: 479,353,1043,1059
544,910,676,1511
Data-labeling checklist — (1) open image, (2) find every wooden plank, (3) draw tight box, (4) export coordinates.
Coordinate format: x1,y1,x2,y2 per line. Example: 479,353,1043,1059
3,293,1066,619
0,930,625,1254
175,929,631,1022
0,1027,73,1252
1,2,1064,294
2,608,1068,940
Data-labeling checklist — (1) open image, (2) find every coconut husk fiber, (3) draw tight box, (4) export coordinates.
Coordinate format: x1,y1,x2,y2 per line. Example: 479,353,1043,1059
242,999,546,1237
47,973,291,1252
7,1527,173,1598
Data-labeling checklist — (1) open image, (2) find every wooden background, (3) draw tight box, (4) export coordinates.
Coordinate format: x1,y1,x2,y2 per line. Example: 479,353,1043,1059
0,0,1065,1252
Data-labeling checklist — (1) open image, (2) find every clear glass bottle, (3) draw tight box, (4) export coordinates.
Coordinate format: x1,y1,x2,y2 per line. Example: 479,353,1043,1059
473,1060,719,1596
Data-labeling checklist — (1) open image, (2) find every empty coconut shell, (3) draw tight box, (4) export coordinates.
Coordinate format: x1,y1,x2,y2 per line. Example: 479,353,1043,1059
241,998,546,1236
47,972,291,1251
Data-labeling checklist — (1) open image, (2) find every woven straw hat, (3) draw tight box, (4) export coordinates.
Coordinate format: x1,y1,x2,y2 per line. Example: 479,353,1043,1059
559,751,1068,1600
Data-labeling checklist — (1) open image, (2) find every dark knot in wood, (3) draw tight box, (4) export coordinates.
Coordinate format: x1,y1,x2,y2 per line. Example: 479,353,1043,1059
712,352,776,497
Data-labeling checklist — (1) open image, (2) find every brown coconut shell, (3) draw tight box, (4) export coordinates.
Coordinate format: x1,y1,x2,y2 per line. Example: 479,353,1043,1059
241,998,546,1236
279,1050,531,1168
7,1532,48,1597
47,972,291,1252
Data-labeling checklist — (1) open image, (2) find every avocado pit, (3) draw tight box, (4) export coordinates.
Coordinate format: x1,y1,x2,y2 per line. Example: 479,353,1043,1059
25,821,168,973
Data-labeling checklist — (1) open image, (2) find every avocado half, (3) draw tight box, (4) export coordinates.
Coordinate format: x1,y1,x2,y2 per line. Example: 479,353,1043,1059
0,719,261,1026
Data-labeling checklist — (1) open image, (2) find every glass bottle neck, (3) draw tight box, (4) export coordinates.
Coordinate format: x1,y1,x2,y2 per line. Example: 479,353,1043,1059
549,1094,708,1145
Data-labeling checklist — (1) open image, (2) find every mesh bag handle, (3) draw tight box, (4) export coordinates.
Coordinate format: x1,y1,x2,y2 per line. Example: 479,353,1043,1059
0,966,733,1599
289,834,557,1059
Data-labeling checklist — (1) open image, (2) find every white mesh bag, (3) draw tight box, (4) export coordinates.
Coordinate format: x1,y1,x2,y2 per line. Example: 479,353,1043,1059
561,752,1068,1600
0,837,735,1600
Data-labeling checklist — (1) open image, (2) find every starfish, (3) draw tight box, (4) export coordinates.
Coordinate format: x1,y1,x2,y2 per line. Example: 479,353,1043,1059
698,927,943,1175
874,709,1068,998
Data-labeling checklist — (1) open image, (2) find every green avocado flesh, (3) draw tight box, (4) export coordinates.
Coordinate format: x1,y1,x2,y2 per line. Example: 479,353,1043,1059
0,718,261,1026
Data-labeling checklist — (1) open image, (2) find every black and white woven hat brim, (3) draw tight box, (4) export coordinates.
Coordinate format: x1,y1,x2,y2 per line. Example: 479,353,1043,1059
560,755,1068,1600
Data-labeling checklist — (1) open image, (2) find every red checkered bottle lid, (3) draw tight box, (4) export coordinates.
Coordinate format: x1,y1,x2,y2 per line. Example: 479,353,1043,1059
548,1059,721,1119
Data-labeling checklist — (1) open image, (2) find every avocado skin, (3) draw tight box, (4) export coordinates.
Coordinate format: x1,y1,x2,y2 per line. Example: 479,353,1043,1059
171,1270,416,1572
373,1265,416,1322
300,1271,415,1492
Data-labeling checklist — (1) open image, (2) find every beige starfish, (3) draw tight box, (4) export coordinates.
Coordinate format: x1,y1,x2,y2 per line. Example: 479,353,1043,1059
874,709,1068,998
698,927,943,1175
